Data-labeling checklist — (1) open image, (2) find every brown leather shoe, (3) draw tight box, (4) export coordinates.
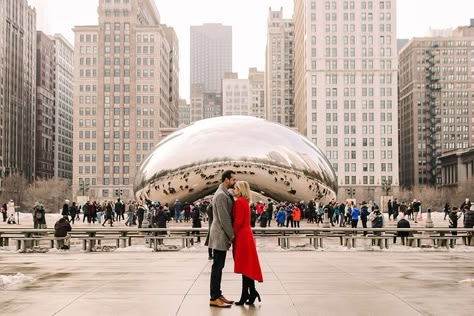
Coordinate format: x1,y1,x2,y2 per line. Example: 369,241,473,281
210,298,231,308
219,295,235,304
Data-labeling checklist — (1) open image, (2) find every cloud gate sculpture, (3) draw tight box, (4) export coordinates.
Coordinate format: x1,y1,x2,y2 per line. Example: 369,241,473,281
134,116,338,205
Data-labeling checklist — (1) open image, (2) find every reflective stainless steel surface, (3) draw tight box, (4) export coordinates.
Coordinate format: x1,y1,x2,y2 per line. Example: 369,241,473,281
134,116,338,205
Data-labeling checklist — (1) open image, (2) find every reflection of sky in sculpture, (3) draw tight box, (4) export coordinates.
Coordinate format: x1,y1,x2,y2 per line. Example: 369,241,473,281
134,116,338,205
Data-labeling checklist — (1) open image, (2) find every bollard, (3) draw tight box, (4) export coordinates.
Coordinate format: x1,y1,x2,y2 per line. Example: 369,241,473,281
425,208,434,228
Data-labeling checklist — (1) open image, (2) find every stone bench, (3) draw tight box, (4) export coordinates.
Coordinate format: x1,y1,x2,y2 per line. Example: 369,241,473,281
344,235,393,249
146,236,195,251
407,236,459,249
79,237,129,252
11,237,67,252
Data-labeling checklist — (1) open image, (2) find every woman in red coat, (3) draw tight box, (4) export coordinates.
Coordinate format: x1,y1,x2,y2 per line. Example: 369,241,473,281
232,181,263,305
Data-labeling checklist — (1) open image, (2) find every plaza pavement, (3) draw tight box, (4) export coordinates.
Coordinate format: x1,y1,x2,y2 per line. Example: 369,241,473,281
1,249,474,316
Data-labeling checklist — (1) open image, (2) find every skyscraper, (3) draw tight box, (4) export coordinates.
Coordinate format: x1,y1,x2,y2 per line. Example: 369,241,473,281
190,23,232,122
0,0,37,185
265,8,295,127
293,0,399,198
73,0,179,199
399,22,474,187
36,31,55,179
52,34,74,179
190,23,232,94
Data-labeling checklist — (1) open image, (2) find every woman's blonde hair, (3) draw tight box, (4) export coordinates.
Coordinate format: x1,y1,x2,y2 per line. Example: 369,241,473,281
234,181,251,201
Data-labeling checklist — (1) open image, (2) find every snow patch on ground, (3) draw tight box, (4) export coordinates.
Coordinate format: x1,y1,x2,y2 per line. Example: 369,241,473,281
115,245,153,252
0,273,33,289
458,279,474,284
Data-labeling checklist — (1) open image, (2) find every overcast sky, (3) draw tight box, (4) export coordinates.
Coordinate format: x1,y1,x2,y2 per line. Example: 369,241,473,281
30,0,474,100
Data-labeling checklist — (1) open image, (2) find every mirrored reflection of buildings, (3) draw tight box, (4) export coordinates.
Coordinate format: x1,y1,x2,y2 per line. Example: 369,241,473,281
222,68,265,118
0,0,37,185
72,0,179,200
399,20,474,188
265,7,295,127
293,0,399,199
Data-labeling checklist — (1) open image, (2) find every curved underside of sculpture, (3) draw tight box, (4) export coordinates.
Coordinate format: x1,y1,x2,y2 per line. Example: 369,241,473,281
134,116,338,205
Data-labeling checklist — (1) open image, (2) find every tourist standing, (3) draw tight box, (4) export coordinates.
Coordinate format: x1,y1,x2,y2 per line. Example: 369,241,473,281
232,181,263,306
208,170,236,308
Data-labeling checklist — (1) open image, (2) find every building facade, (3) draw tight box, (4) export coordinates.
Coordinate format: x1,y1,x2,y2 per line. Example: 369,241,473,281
35,31,55,179
265,8,295,127
293,0,399,199
190,23,232,95
222,73,249,116
0,0,37,185
190,84,222,123
178,98,191,126
222,69,265,118
399,23,474,187
73,0,179,200
52,34,74,179
248,68,265,119
438,147,474,187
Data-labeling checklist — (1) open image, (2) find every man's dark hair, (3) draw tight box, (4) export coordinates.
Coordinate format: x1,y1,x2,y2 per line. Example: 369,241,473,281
221,170,235,182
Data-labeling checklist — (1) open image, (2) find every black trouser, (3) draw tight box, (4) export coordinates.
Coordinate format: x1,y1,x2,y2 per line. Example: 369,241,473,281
361,219,367,235
210,249,227,300
138,217,143,228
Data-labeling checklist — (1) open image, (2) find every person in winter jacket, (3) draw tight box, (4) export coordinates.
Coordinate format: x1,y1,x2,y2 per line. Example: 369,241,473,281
54,217,72,249
360,202,369,236
464,206,474,245
448,207,462,236
232,181,263,306
275,207,286,227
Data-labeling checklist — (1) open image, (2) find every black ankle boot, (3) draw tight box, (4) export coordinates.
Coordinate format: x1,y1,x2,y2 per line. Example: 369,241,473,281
246,290,261,305
234,293,249,305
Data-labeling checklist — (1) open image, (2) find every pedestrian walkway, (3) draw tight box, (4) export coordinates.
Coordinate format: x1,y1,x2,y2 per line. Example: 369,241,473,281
0,250,473,315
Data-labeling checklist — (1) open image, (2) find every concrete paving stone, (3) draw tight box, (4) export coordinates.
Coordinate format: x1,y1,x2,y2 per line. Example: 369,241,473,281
0,293,80,316
290,294,423,316
177,295,298,316
55,294,184,316
1,250,474,315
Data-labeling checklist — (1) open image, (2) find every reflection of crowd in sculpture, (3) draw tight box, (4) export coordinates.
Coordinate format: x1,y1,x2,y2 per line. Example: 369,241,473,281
137,159,335,206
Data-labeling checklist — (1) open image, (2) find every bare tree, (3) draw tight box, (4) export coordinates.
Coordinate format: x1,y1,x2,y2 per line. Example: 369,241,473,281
25,178,72,213
0,175,29,209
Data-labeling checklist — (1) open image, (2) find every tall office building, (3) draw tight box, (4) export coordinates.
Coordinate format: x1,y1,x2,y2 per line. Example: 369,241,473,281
0,0,37,185
190,84,222,123
190,23,231,122
265,8,295,126
190,23,232,95
222,69,264,118
52,34,74,179
163,25,179,128
35,31,55,179
178,99,191,126
293,0,399,198
73,0,179,199
248,68,265,119
399,21,474,187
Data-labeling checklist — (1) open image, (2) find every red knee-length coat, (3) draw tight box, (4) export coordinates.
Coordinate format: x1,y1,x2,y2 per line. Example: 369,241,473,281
232,197,263,282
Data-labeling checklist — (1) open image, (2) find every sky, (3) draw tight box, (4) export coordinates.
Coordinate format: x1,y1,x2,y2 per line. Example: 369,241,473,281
29,0,474,101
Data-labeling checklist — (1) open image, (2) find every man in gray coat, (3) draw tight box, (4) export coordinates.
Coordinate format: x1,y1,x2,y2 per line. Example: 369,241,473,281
209,170,236,308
